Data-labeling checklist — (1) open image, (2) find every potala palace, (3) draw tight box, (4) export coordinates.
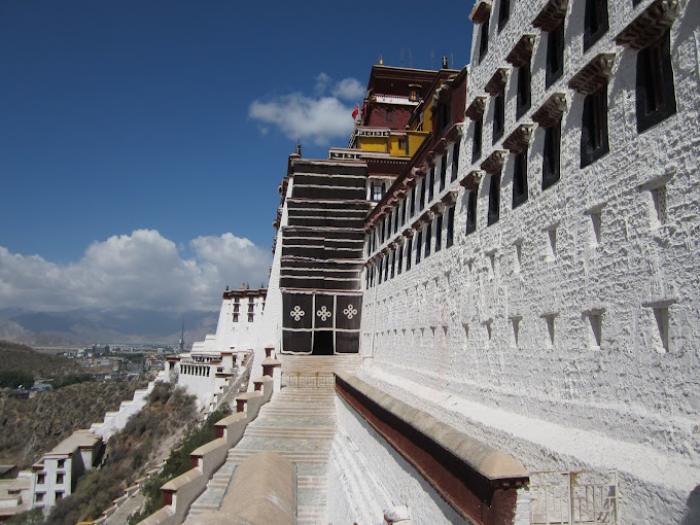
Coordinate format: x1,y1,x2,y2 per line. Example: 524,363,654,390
6,1,698,524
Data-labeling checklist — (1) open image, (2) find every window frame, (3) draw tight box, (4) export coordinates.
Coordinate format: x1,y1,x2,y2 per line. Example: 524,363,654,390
493,87,505,144
479,17,490,64
435,214,443,252
516,60,532,120
466,190,478,235
498,0,510,32
580,83,610,168
487,174,501,226
546,21,565,88
583,0,609,52
451,141,460,182
446,206,455,247
636,29,676,133
542,121,562,189
472,116,483,163
512,150,529,208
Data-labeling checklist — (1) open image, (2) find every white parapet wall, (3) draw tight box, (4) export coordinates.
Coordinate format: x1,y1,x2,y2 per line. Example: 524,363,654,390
359,1,699,523
90,381,156,440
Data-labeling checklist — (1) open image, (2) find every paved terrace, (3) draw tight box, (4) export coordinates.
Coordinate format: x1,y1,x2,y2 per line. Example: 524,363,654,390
183,355,360,525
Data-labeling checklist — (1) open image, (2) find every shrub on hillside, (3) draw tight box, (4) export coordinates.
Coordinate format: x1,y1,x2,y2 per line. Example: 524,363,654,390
128,406,231,524
0,370,34,389
44,383,197,525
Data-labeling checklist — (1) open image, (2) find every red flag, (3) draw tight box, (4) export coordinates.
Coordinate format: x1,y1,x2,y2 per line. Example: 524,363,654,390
352,105,359,120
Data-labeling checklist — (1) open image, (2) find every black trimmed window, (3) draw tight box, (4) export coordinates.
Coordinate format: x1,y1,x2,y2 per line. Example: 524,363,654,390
636,29,676,133
581,83,609,168
390,250,395,279
410,186,416,217
472,116,483,162
435,214,443,252
446,206,455,247
425,222,432,258
384,254,389,281
498,0,510,32
439,103,450,131
512,151,528,208
516,61,531,119
493,87,505,144
416,231,423,264
479,17,490,63
488,174,501,226
546,21,565,88
406,238,413,270
542,121,561,189
466,191,477,234
428,166,435,202
393,208,399,234
584,0,608,51
451,141,460,181
439,155,447,191
377,258,383,284
419,177,427,210
397,243,403,274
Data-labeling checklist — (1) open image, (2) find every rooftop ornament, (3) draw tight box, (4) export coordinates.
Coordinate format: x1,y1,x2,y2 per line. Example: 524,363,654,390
485,68,510,96
470,0,492,24
616,0,679,49
532,93,567,127
465,96,487,120
480,150,509,175
503,124,536,154
506,34,537,67
533,0,568,32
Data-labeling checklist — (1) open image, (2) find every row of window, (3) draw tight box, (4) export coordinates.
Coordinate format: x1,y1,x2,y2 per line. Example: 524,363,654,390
367,143,460,255
367,206,456,288
180,364,211,377
366,302,671,354
475,1,676,167
36,472,64,485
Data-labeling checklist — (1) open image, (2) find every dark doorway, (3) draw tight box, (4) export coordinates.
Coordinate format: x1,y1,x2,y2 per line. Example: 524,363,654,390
312,331,334,355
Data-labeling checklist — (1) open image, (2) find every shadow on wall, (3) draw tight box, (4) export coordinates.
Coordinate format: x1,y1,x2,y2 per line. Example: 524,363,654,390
681,485,700,525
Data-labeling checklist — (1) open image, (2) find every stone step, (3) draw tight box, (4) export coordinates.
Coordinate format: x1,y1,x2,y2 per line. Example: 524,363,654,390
245,427,336,437
227,451,329,463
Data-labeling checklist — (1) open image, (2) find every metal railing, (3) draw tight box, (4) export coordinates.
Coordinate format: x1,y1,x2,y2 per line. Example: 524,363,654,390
529,470,618,525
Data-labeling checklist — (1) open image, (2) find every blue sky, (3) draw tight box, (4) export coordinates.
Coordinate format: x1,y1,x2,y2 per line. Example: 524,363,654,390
0,0,473,311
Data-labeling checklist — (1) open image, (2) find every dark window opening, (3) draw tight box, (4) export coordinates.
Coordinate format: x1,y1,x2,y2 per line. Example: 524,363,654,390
425,222,432,258
428,166,435,202
488,174,501,226
512,151,529,208
498,0,510,31
398,244,403,274
493,88,505,144
636,29,676,133
406,238,413,270
384,255,389,281
451,141,460,181
439,155,447,191
435,214,443,252
581,83,610,167
446,206,455,247
416,231,423,264
439,103,450,131
410,186,416,217
466,191,478,234
542,121,561,189
546,22,565,88
390,251,395,279
516,61,532,119
584,0,608,51
472,117,483,162
419,177,427,210
479,17,490,63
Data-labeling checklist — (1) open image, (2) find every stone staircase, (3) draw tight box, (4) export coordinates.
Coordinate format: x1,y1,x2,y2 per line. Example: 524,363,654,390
184,383,337,524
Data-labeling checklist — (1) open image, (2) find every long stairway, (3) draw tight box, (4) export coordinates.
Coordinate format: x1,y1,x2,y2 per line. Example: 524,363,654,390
185,383,337,524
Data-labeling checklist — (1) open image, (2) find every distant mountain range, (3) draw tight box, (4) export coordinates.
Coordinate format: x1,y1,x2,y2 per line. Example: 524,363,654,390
0,308,218,347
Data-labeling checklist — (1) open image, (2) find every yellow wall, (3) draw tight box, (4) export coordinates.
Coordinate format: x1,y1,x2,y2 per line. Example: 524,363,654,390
389,135,408,157
407,131,429,156
356,136,388,153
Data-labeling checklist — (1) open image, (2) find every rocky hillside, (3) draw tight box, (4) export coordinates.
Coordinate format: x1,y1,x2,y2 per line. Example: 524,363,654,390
0,340,76,378
0,379,144,468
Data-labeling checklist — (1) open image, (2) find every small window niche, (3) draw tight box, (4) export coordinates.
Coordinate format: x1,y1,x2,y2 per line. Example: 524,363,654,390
585,309,604,351
486,249,497,279
483,319,493,347
644,300,674,354
640,175,670,230
586,205,604,247
545,224,558,262
510,315,522,348
463,322,470,343
513,240,523,274
542,313,558,349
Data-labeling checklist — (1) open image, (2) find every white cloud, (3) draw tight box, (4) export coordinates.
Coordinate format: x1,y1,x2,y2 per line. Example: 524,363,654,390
332,78,365,101
249,73,365,145
0,230,271,312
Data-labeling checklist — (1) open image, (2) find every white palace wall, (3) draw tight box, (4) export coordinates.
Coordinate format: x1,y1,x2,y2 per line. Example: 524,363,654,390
359,1,699,523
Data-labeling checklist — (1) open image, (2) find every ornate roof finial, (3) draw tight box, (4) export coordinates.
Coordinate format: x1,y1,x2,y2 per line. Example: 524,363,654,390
295,143,302,157
378,55,384,65
441,55,449,69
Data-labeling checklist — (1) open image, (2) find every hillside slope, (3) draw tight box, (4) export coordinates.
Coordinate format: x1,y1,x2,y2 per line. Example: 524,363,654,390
0,340,76,378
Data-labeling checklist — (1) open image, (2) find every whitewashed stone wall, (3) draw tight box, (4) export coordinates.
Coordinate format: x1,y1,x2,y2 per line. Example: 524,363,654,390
360,1,699,523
